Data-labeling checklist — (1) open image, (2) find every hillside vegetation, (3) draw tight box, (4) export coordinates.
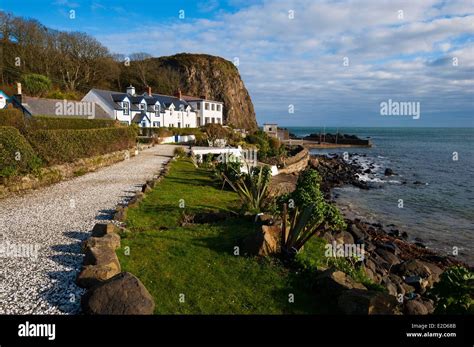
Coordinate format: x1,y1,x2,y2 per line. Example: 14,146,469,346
0,12,257,130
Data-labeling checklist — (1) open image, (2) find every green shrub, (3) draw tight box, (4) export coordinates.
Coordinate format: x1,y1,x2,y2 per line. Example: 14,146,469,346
215,158,242,189
174,147,186,158
0,109,26,133
222,165,271,214
45,89,80,100
428,266,474,314
29,116,117,130
21,74,52,97
0,126,42,178
28,127,137,165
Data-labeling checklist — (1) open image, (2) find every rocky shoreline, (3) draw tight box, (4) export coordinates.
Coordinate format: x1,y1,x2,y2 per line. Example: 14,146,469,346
307,153,470,314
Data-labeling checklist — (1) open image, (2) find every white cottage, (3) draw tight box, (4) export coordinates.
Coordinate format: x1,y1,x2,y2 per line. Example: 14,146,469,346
82,86,222,128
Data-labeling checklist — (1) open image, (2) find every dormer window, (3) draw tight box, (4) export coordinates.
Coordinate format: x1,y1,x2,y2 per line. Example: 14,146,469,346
123,101,130,115
139,103,145,110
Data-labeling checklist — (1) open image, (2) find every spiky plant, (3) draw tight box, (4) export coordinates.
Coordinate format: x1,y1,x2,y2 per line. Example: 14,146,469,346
222,165,271,214
281,168,346,257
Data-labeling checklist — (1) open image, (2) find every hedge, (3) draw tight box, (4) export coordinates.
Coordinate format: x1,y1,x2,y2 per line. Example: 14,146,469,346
30,116,117,130
28,127,137,165
0,126,42,178
0,109,26,133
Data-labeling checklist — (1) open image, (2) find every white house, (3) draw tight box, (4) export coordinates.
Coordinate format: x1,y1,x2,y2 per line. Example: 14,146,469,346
82,86,223,128
182,94,224,126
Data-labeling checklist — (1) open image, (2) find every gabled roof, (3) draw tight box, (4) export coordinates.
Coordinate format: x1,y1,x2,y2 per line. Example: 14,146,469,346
88,88,195,112
20,95,110,119
132,112,150,123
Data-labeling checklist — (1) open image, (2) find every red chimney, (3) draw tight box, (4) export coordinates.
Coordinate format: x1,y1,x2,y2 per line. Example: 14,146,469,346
148,86,152,96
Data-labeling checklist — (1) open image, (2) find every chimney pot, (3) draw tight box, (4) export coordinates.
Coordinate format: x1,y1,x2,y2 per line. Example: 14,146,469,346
148,86,152,96
126,85,136,96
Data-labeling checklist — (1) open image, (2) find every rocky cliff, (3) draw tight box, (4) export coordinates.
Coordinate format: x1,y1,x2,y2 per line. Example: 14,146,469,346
122,53,257,131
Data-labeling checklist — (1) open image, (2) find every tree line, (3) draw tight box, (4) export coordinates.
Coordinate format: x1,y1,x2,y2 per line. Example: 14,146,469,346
0,11,180,99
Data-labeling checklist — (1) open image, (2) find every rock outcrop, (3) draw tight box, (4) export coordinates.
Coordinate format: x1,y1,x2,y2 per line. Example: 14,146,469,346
123,53,258,131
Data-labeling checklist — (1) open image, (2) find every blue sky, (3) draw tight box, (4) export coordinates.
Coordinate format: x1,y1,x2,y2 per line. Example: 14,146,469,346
1,0,473,127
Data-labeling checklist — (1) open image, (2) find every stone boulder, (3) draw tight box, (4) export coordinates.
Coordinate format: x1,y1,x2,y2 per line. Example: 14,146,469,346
81,272,155,314
315,268,366,297
82,233,121,252
333,230,355,245
84,246,121,273
91,223,117,237
374,249,401,267
395,259,441,288
242,224,281,256
404,299,431,315
338,289,400,314
76,264,121,288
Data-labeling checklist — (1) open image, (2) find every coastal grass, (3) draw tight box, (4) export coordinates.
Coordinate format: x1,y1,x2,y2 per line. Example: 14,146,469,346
118,158,328,314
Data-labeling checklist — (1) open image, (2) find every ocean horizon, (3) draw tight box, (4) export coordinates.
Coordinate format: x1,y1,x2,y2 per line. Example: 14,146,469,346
287,127,474,265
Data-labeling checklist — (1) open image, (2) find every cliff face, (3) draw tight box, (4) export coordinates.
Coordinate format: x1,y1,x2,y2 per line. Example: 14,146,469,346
151,54,257,131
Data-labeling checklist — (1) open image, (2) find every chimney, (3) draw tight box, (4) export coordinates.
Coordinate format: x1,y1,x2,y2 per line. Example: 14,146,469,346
200,93,207,100
148,86,152,96
14,82,23,105
126,85,136,96
176,89,182,99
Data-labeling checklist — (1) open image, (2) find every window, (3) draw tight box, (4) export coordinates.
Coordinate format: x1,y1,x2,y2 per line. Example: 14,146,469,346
212,117,215,123
123,101,129,115
186,124,190,128
153,121,160,127
211,104,215,111
197,117,201,125
196,103,201,110
177,122,181,128
205,103,209,110
139,103,146,110
217,105,221,112
205,117,210,124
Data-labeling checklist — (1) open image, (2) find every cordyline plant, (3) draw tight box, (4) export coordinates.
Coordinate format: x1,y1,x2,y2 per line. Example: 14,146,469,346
222,164,271,214
280,168,346,257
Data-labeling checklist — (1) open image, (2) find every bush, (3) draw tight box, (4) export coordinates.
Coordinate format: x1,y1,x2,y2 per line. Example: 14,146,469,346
28,127,137,165
29,116,117,130
0,109,26,133
174,147,186,158
428,266,474,314
0,126,42,178
21,74,52,97
45,89,80,100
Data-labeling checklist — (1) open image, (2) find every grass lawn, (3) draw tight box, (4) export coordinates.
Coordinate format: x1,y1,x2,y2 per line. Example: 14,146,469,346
117,158,330,314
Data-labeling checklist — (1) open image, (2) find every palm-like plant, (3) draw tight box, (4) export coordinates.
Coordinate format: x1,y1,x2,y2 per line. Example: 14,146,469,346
281,202,345,257
280,168,346,257
222,165,271,214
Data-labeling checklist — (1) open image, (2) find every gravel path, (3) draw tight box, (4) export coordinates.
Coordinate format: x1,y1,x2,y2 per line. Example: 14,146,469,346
0,145,176,314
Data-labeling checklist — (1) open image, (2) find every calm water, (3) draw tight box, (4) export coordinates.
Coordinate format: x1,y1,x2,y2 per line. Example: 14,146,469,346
288,127,474,264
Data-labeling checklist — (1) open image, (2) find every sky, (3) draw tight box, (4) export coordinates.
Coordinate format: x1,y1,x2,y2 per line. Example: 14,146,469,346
1,0,473,127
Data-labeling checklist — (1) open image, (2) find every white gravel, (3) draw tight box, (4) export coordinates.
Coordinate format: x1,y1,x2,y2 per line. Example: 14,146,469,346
0,145,176,314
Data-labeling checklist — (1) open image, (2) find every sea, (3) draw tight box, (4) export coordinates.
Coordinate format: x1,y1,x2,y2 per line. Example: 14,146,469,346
287,127,474,265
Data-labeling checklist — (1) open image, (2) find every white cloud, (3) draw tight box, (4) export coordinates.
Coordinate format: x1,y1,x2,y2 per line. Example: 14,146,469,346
97,0,474,126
